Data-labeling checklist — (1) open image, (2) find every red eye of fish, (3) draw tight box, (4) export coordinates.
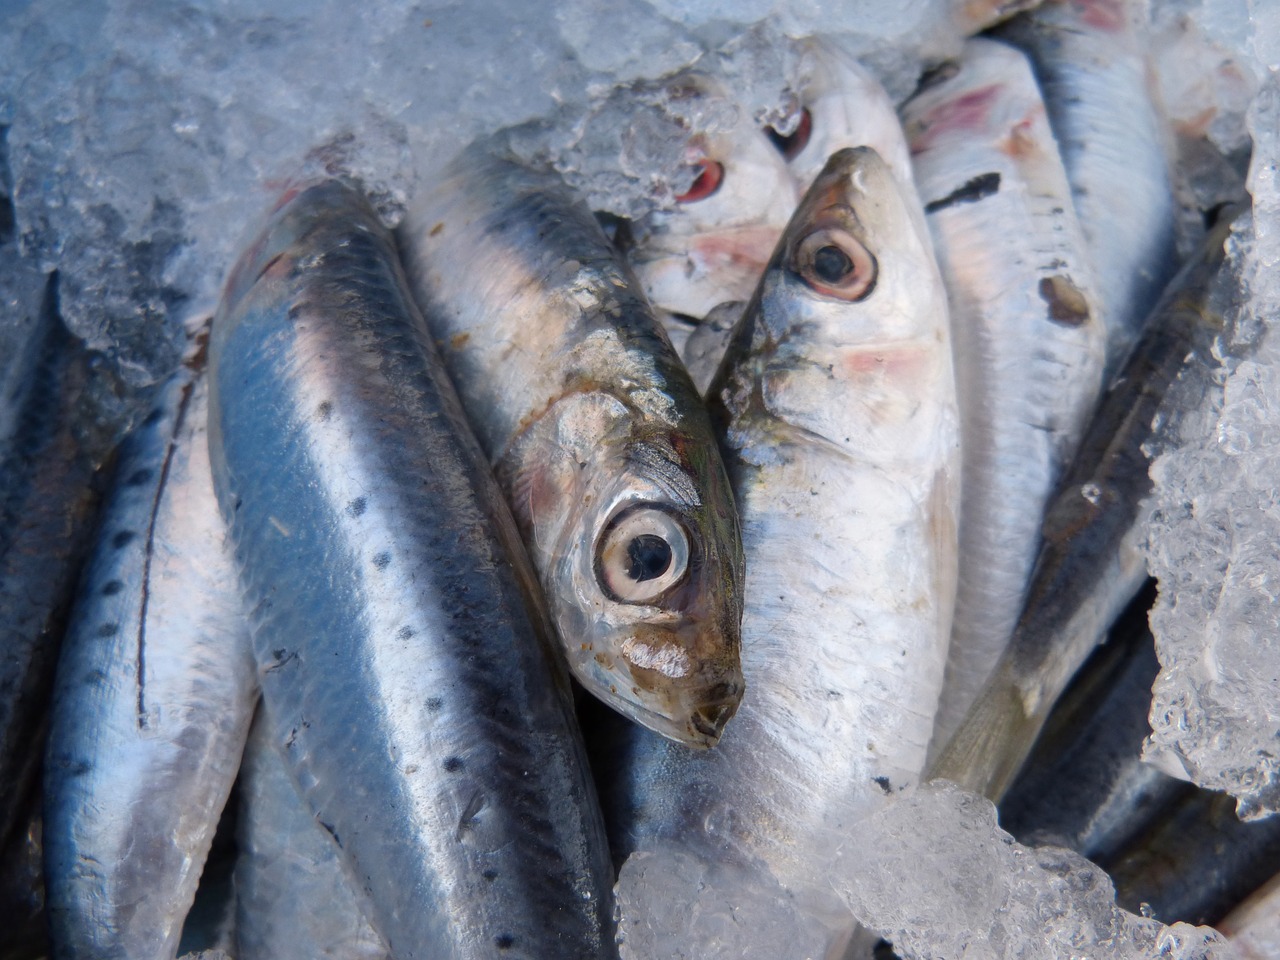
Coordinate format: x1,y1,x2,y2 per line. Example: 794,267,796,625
766,108,813,161
675,161,723,203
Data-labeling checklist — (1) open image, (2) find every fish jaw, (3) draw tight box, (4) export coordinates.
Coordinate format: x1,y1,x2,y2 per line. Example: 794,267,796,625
507,396,744,748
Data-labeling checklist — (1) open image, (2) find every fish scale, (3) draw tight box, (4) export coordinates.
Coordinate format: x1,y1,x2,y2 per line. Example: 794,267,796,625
609,147,959,959
44,341,256,960
209,180,616,960
400,144,745,749
902,37,1107,759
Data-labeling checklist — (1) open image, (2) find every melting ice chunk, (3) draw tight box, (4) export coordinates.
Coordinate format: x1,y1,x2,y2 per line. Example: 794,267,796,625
1142,72,1280,820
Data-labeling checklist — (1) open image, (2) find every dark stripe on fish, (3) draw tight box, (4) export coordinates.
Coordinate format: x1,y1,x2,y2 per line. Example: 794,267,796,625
923,172,1001,213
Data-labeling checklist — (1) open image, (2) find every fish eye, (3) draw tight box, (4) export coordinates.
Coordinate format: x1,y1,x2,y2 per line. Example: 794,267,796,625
791,227,877,302
596,507,691,604
765,108,813,161
675,161,724,203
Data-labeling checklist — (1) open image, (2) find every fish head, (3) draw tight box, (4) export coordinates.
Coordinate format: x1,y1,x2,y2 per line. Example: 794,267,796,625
778,39,916,195
540,416,745,749
631,74,798,319
758,146,937,344
219,180,373,315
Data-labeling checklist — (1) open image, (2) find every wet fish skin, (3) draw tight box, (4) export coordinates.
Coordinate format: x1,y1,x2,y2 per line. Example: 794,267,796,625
609,147,959,953
0,793,46,960
928,210,1239,802
998,584,1191,861
235,705,388,960
1103,787,1280,927
998,0,1180,380
44,339,256,960
0,276,108,857
1220,871,1280,960
785,38,918,197
400,146,745,748
210,180,617,960
629,73,798,324
903,37,1107,759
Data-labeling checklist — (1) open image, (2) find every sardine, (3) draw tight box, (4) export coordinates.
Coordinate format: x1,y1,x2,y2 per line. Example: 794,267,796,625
44,332,257,960
780,39,917,197
609,147,959,957
0,793,46,960
399,145,745,747
928,209,1240,802
209,180,617,959
1102,787,1280,926
235,705,388,960
902,37,1107,757
1220,871,1280,960
998,0,1180,379
628,74,798,325
997,586,1191,861
0,274,108,858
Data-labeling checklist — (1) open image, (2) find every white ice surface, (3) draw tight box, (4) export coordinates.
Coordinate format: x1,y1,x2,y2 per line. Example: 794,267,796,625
617,782,1238,960
1142,69,1280,819
0,0,957,397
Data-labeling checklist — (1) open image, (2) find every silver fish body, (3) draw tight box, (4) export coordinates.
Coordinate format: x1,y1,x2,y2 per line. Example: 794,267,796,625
235,705,388,960
44,345,256,960
929,210,1240,802
399,146,745,748
1103,786,1280,927
903,37,1107,757
0,284,107,861
998,0,1179,379
998,604,1188,861
209,180,617,960
610,147,960,957
1220,872,1280,959
628,74,799,326
785,39,918,197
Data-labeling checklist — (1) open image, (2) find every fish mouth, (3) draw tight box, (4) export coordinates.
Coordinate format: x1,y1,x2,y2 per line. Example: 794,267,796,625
686,695,741,747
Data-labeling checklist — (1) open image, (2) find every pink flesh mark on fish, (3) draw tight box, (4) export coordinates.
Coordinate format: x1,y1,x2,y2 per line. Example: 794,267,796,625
840,343,933,381
1075,0,1127,33
689,226,784,274
908,85,1003,154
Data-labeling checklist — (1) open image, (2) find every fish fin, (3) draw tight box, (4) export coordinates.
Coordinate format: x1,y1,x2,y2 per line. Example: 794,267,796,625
925,663,1040,802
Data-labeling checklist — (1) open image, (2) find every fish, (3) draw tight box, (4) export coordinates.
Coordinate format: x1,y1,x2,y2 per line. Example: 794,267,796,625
208,179,617,959
399,144,746,748
627,73,799,326
928,208,1241,802
997,0,1180,380
777,38,918,197
43,328,257,960
1219,870,1280,960
0,273,109,861
902,37,1107,758
607,147,960,957
997,584,1191,861
1102,786,1280,927
0,792,46,960
235,705,389,960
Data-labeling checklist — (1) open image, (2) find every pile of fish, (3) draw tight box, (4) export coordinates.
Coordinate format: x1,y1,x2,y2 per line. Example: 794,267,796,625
1,0,1276,958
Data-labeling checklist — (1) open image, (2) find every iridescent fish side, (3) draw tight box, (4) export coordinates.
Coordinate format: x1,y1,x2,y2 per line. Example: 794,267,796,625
929,210,1240,803
209,180,617,960
399,146,745,748
234,705,389,960
44,334,257,960
903,37,1107,758
609,147,960,959
998,0,1180,380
